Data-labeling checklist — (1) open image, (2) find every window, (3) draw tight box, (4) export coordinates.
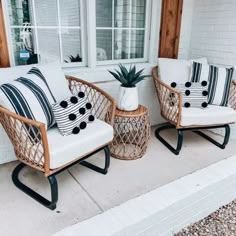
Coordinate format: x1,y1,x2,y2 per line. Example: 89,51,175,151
4,0,150,67
6,0,85,66
96,0,148,63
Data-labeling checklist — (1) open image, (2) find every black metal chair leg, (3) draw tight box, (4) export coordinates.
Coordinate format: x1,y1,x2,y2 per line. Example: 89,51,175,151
193,125,230,149
12,163,58,210
155,124,183,155
80,146,110,174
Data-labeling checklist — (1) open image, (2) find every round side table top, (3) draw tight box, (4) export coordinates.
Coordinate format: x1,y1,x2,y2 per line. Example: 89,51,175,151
115,105,147,117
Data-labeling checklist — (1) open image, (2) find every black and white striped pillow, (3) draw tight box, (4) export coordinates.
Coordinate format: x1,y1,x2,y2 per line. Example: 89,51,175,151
52,92,95,136
171,81,208,108
0,68,57,140
190,62,234,106
0,67,57,128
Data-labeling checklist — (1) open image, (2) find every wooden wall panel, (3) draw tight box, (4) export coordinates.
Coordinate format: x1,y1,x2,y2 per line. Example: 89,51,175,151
159,0,183,59
0,0,10,67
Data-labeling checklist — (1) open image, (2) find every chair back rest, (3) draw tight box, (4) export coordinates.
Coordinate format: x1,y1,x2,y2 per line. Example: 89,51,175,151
0,65,33,85
157,58,208,85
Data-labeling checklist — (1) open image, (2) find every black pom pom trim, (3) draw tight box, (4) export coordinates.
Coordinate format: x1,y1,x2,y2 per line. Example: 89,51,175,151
79,107,86,115
60,101,68,108
86,103,92,110
170,82,177,88
202,102,208,108
202,90,208,96
201,81,208,87
185,90,191,96
70,96,78,104
80,121,87,129
88,115,95,122
72,127,80,134
78,92,85,98
184,102,191,108
185,82,192,88
69,113,77,121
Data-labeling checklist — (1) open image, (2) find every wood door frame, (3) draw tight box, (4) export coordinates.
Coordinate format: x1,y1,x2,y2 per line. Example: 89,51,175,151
0,0,10,67
158,0,183,59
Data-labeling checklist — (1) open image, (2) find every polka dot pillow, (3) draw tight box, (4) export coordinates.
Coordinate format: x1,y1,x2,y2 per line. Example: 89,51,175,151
52,91,95,135
170,81,208,108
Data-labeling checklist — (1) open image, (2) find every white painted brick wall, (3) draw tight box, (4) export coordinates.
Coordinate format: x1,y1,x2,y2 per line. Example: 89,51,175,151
178,0,195,60
189,0,236,138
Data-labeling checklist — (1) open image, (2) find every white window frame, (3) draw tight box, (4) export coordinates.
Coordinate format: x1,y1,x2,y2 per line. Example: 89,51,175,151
3,0,160,75
3,0,86,67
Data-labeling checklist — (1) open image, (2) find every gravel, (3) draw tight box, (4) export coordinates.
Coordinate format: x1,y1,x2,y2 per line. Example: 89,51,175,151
175,200,236,236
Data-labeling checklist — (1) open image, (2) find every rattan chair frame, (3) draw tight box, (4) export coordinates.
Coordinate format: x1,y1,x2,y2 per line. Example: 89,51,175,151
152,66,236,155
0,76,116,210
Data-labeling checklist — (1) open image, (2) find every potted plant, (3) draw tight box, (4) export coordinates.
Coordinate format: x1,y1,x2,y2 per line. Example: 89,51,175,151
109,64,145,111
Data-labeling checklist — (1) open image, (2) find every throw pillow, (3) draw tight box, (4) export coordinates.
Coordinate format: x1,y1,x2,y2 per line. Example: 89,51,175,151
0,68,57,129
190,62,234,106
52,92,95,136
170,81,208,108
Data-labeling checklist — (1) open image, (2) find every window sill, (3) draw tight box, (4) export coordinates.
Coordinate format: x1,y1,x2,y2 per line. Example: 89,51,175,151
63,61,157,83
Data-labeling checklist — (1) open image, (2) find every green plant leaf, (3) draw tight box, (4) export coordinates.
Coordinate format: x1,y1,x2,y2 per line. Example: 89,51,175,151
114,69,128,85
119,64,129,79
131,75,145,86
108,70,122,83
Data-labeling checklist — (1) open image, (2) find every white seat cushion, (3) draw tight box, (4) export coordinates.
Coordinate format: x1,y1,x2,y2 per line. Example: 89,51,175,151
158,57,208,85
47,119,113,169
181,105,236,127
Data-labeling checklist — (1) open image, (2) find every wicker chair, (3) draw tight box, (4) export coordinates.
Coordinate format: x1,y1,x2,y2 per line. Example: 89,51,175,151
152,65,236,155
0,76,116,210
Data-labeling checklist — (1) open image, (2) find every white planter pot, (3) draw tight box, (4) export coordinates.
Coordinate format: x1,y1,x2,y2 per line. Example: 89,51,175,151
117,85,139,111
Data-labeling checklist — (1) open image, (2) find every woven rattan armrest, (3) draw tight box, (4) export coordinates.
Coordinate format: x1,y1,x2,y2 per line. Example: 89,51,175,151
0,106,50,175
229,80,236,110
152,67,182,128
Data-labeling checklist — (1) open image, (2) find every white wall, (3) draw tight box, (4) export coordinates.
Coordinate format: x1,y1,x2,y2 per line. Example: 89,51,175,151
190,0,236,68
178,0,195,59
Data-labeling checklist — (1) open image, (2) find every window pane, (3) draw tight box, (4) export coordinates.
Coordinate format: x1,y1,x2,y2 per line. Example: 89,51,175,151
130,30,144,58
8,0,33,26
60,0,80,27
34,0,58,26
96,0,112,27
114,30,129,60
114,0,130,28
62,29,82,63
11,27,38,66
96,30,112,61
37,29,60,63
131,0,146,28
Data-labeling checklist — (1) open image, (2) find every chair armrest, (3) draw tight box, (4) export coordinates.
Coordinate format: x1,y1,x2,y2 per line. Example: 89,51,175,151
229,80,236,110
0,106,50,175
66,76,116,125
152,67,182,127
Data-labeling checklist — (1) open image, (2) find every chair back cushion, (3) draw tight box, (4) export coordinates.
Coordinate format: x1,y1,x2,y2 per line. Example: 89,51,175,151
0,62,71,101
0,67,57,129
0,62,72,128
157,58,208,85
190,62,234,106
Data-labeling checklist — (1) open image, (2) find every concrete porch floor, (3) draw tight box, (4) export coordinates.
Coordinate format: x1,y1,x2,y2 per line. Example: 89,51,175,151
1,126,236,236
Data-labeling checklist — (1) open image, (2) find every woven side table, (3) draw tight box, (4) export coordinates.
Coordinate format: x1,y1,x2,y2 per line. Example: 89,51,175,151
110,105,150,160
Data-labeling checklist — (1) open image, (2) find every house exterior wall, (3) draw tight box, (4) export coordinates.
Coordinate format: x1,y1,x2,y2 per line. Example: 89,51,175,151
189,0,236,138
178,0,195,60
